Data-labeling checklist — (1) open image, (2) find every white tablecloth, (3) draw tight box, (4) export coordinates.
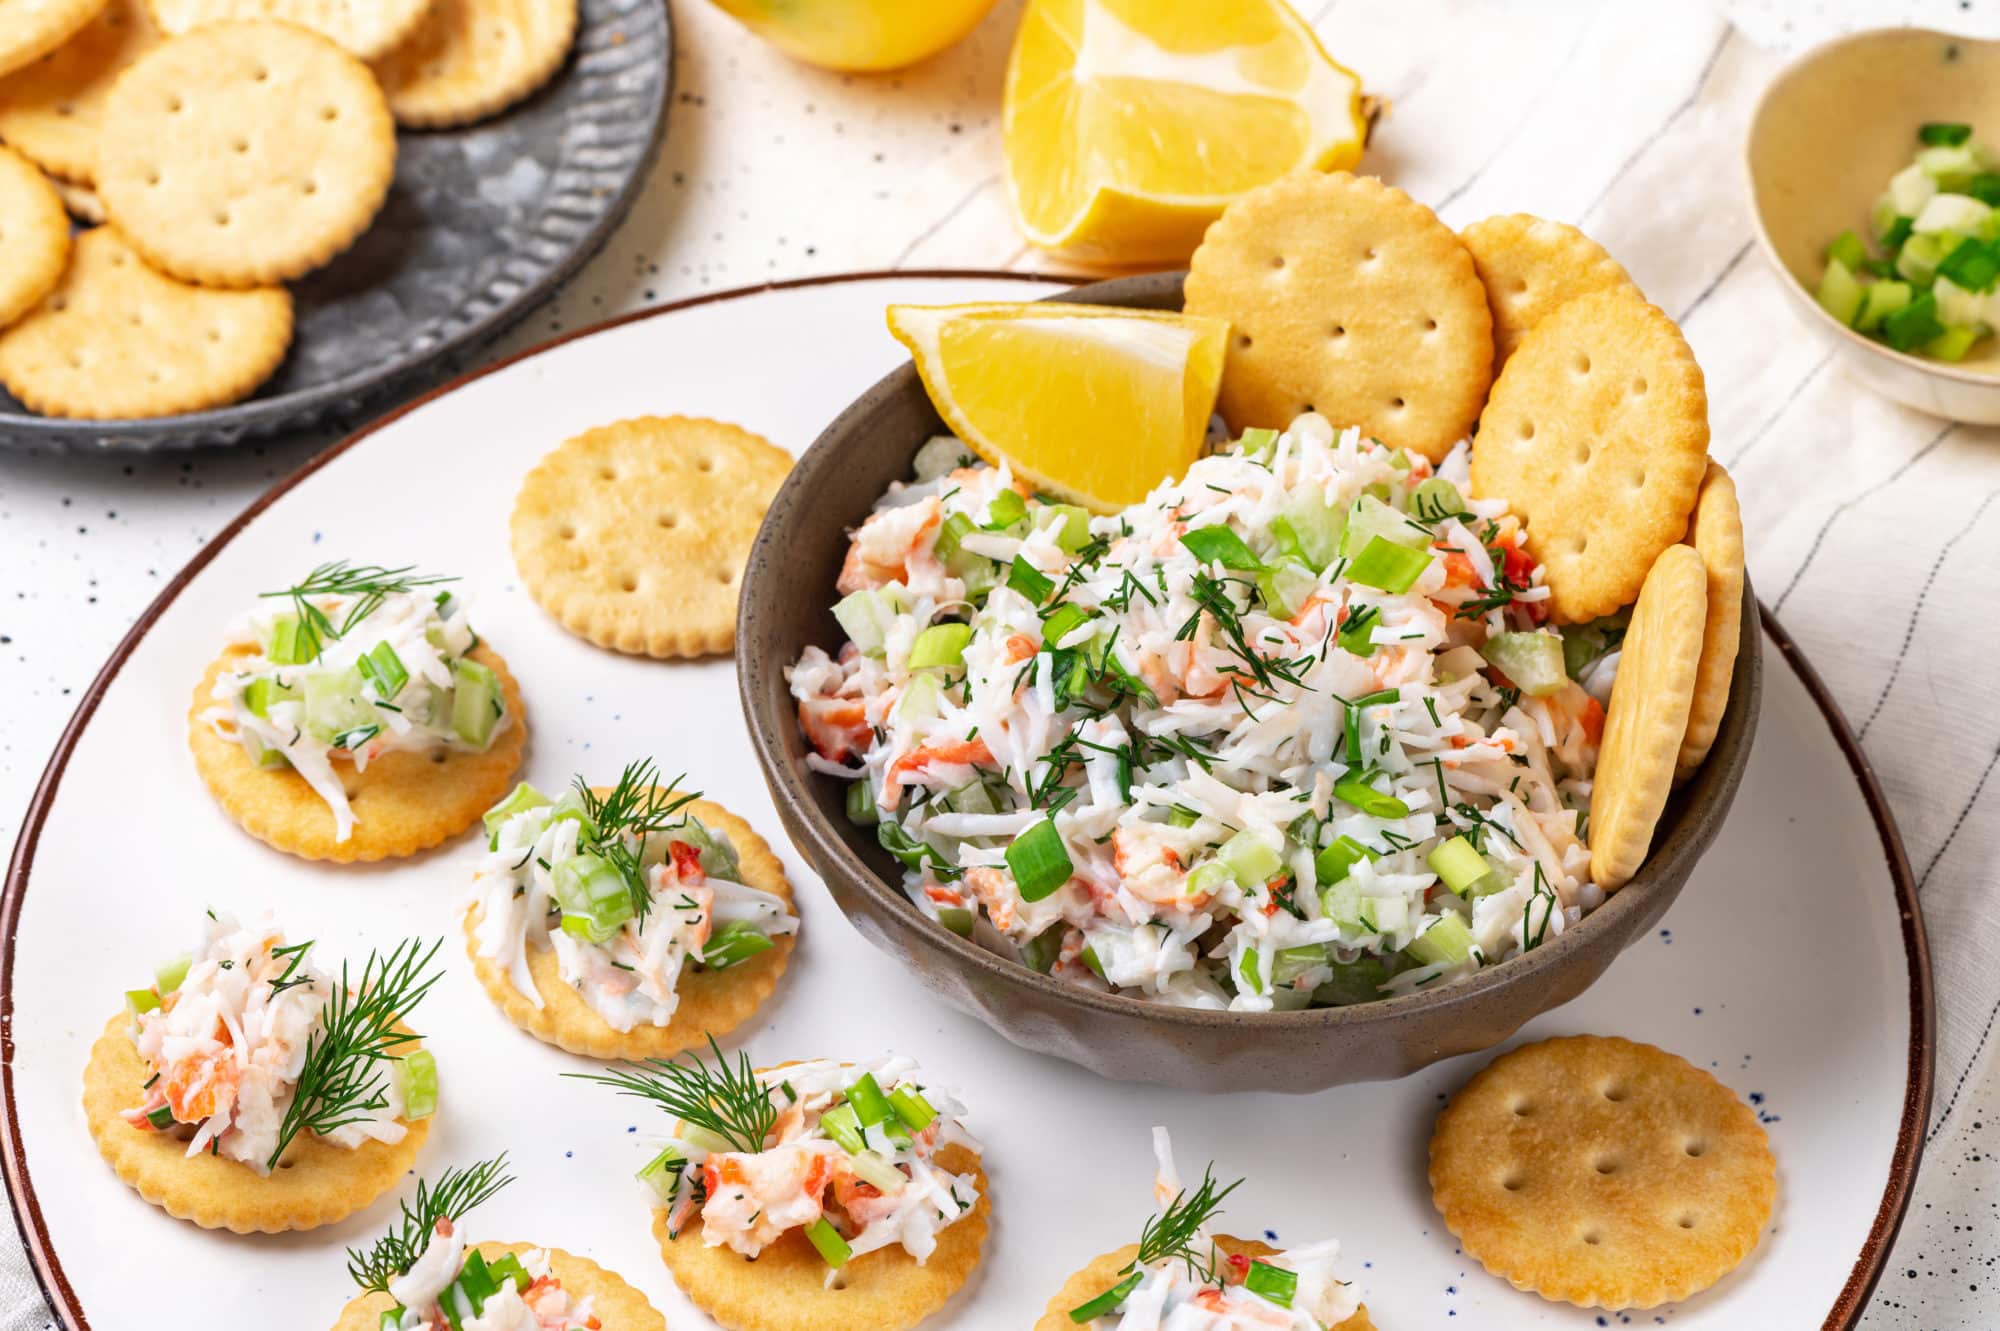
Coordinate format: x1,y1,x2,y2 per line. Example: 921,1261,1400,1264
4,0,1998,1324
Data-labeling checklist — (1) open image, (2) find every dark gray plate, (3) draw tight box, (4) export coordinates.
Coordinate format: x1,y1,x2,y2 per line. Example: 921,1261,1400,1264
0,0,670,452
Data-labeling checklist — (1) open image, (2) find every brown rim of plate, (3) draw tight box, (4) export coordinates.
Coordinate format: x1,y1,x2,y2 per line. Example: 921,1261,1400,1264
0,269,1932,1331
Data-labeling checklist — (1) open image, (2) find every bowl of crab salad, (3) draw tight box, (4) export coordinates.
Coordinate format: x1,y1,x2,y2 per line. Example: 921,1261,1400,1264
738,273,1759,1092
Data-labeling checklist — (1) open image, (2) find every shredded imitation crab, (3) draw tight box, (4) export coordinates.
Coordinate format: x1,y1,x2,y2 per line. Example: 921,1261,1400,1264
387,1223,598,1331
791,416,1617,1011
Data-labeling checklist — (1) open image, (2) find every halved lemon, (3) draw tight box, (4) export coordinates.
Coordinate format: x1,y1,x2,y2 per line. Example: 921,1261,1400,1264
1003,0,1368,265
706,0,1001,73
886,301,1228,512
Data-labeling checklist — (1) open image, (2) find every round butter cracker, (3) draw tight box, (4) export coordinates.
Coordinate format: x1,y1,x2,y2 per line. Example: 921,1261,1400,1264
1460,213,1637,373
655,1140,989,1331
1430,1034,1775,1310
1470,287,1709,624
1589,543,1706,890
511,415,793,659
145,0,428,62
0,0,159,184
188,641,527,862
98,19,395,287
84,1011,429,1232
331,1241,666,1330
466,793,795,1058
0,0,109,80
1676,461,1744,780
0,225,291,419
375,0,578,130
0,142,67,330
1037,1237,1374,1330
1184,170,1493,461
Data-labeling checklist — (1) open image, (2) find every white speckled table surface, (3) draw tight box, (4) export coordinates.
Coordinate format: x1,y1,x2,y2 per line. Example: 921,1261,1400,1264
5,0,2000,1325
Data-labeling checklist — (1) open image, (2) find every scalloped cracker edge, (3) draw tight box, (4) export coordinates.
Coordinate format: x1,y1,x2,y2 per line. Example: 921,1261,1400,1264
331,1240,667,1329
375,0,579,130
1677,462,1743,780
1459,213,1638,372
1036,1237,1374,1331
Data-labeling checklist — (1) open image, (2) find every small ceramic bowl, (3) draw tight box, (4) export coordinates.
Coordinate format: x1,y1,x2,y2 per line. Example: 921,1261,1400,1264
737,272,1762,1092
1747,27,2000,424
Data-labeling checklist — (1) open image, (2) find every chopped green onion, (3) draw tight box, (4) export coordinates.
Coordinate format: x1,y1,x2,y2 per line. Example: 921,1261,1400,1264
1815,257,1865,326
1046,504,1093,553
1824,228,1869,272
1884,289,1946,352
1238,426,1279,457
1080,944,1106,980
1938,236,2000,291
848,1149,907,1193
933,512,978,571
888,1086,937,1131
1007,556,1055,603
1428,836,1498,896
486,1253,530,1294
1924,323,1985,361
635,1146,686,1204
1245,1259,1298,1307
1041,602,1094,647
144,1103,176,1130
358,641,408,700
1919,121,1973,147
1856,279,1913,333
395,1049,438,1119
125,988,160,1018
1338,604,1380,658
702,920,776,969
1167,805,1200,829
1020,929,1060,974
1313,955,1397,1006
1007,817,1073,901
819,1103,865,1153
483,781,550,847
1970,172,2000,207
377,1308,405,1331
243,675,297,719
1237,947,1265,994
264,613,309,665
908,623,971,669
936,906,974,937
1068,1271,1142,1322
1333,774,1409,818
1408,476,1465,519
1180,525,1263,570
1346,535,1431,593
846,1072,893,1127
1271,944,1330,987
1481,632,1567,697
804,1217,852,1269
1407,913,1477,966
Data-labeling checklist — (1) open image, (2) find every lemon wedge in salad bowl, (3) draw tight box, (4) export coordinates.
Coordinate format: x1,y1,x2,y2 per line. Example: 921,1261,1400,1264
885,301,1228,513
1003,0,1369,266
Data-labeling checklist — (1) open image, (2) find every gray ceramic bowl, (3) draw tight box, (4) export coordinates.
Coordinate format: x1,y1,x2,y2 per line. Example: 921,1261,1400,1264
738,272,1762,1092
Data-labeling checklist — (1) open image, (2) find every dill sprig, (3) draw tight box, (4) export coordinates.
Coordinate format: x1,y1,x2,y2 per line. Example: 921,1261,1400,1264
268,939,318,996
1136,1163,1241,1280
345,1155,514,1294
261,561,456,661
564,1034,776,1152
268,936,444,1169
574,759,699,924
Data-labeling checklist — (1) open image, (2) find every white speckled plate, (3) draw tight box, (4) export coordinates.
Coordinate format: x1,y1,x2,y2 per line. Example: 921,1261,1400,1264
0,274,1930,1329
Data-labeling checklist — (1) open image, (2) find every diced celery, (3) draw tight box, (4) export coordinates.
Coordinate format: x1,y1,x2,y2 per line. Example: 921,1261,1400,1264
1872,192,1904,242
551,853,634,943
845,779,879,826
483,782,550,846
1891,161,1940,216
450,658,501,747
1313,956,1396,1006
1896,232,1948,285
1255,558,1319,618
896,672,942,722
1359,894,1408,934
912,435,969,481
1856,279,1913,333
1185,860,1237,898
908,622,971,669
243,730,290,769
1825,229,1869,272
1815,257,1865,327
1238,426,1280,458
1914,193,1993,235
396,1049,438,1119
548,789,596,838
932,512,985,578
1923,324,1986,362
1045,504,1093,553
1271,944,1330,987
301,668,372,744
635,1146,686,1204
1346,537,1431,594
1428,836,1490,895
678,820,739,880
1339,494,1426,558
1322,875,1362,927
1275,492,1347,570
849,1149,907,1193
1917,143,1982,188
1481,631,1568,697
156,954,192,994
1407,914,1477,966
936,906,974,937
833,588,895,657
1216,831,1283,890
243,676,298,719
125,988,160,1018
985,489,1029,531
1315,834,1378,889
1019,929,1059,974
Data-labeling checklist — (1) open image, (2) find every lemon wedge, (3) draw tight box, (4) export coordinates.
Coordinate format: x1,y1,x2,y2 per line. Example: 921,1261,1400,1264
706,0,1000,73
1003,0,1368,265
886,302,1228,512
